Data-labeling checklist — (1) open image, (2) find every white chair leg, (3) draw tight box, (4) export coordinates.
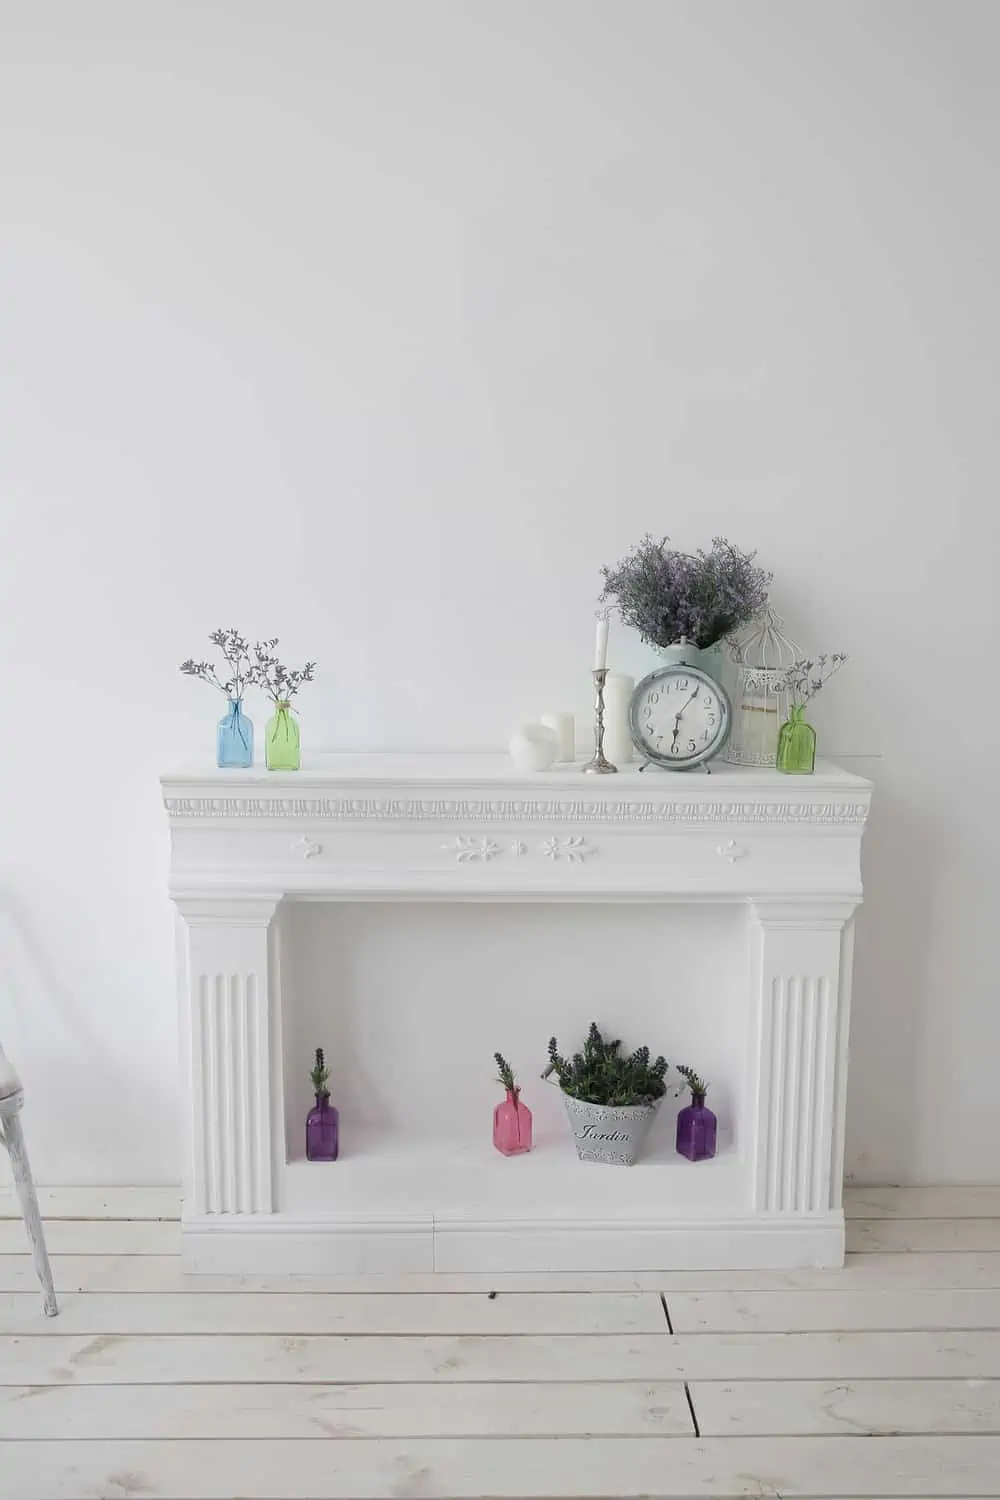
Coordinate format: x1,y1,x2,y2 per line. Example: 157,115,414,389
2,1111,58,1316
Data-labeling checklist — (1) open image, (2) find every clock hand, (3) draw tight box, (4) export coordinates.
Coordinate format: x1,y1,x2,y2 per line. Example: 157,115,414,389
675,687,701,721
667,689,696,748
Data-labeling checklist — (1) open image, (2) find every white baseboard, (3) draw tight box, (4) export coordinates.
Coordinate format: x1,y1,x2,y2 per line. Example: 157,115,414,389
181,1212,845,1274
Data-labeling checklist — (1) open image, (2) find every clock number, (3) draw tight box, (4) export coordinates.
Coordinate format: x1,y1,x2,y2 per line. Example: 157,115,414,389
701,730,710,743
677,677,689,689
703,695,713,706
649,690,660,705
670,742,680,755
707,713,716,726
688,739,697,753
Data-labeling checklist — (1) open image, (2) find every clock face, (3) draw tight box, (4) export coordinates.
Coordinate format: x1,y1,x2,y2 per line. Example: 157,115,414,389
629,666,731,769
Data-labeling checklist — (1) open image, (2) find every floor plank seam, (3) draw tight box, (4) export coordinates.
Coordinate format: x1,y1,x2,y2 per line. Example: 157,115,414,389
2,1373,999,1385
682,1382,701,1437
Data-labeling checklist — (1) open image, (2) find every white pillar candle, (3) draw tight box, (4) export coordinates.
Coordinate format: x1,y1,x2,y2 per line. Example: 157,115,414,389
541,711,575,762
603,673,635,765
594,616,609,671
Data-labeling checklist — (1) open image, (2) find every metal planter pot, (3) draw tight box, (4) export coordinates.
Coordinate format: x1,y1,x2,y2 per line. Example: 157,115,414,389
647,639,728,690
560,1093,662,1166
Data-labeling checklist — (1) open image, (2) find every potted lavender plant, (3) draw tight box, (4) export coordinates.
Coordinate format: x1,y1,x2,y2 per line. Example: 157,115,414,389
545,1023,668,1165
778,653,848,774
252,640,317,772
601,535,771,678
180,628,256,768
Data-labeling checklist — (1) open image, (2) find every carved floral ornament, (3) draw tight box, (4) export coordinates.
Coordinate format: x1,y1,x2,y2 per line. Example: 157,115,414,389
442,836,596,864
163,795,869,826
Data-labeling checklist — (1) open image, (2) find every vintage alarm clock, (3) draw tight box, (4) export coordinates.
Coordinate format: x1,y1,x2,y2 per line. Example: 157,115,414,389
629,661,731,769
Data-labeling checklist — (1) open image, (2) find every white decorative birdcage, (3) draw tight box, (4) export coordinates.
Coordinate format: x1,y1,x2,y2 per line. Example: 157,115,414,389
724,608,800,768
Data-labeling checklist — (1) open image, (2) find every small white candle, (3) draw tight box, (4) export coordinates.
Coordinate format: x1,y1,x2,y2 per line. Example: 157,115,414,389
541,711,575,762
594,616,609,671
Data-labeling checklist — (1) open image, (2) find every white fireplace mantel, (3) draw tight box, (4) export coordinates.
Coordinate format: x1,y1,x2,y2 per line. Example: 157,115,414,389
163,754,872,1274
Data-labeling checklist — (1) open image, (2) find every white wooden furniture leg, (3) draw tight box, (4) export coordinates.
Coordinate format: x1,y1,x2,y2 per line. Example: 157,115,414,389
2,1112,58,1316
0,1048,58,1317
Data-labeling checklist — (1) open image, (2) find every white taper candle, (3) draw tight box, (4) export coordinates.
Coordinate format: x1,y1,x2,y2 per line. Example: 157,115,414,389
594,616,609,671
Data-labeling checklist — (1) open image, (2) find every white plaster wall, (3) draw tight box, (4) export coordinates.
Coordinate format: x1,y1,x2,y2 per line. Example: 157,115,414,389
1,0,997,1184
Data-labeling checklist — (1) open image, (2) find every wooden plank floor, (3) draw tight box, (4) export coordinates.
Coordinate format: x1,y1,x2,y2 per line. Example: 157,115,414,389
2,1188,1000,1497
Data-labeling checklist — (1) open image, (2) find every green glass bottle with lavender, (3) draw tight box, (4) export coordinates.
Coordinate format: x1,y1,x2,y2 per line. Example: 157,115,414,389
253,640,317,772
777,653,848,774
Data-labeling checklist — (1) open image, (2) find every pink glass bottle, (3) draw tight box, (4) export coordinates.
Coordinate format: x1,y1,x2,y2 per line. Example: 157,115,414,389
493,1088,532,1156
676,1090,717,1162
306,1093,339,1161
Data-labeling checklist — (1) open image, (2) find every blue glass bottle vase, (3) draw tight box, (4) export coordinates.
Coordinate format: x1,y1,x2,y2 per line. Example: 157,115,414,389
217,698,254,768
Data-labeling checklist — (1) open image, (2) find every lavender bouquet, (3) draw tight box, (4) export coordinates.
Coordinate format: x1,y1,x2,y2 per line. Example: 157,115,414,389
601,536,771,651
179,628,255,702
251,639,317,707
785,654,848,704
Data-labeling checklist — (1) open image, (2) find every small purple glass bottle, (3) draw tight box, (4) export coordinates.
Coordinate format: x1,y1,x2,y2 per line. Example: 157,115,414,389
306,1047,339,1162
306,1094,339,1161
676,1089,717,1162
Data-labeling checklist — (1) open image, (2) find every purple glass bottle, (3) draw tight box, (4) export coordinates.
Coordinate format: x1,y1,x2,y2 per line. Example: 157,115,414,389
305,1047,338,1161
676,1090,717,1162
306,1093,339,1161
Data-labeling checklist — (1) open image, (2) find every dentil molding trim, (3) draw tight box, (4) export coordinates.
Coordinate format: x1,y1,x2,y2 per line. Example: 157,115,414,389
164,794,870,826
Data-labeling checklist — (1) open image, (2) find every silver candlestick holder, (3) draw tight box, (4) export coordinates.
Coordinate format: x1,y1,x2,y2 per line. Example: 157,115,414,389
582,667,618,774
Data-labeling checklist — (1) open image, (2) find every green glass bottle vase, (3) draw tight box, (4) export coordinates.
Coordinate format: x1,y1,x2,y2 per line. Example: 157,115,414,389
265,700,301,771
776,702,816,774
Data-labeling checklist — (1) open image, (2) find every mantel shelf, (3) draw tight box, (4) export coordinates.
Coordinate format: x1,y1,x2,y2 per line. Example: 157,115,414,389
163,751,870,792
